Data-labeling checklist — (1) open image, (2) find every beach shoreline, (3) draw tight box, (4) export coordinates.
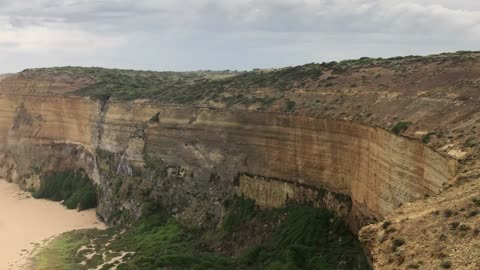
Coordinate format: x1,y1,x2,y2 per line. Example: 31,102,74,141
0,179,105,270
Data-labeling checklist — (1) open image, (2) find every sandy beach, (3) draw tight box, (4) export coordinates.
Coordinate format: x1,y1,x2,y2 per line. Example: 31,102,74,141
0,179,105,270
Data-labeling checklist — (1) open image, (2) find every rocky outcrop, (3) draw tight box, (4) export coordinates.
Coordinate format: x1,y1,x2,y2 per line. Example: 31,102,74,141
0,94,456,231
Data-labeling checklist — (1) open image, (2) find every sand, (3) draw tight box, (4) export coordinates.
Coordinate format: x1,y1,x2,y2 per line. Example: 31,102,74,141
0,179,105,270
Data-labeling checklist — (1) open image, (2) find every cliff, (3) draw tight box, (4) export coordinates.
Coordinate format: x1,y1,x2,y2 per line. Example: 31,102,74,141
1,51,480,268
0,93,455,230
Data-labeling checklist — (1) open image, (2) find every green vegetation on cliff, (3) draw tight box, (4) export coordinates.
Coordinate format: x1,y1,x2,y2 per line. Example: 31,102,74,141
33,170,97,211
223,197,369,270
25,50,478,107
33,232,89,270
60,64,322,105
32,197,370,270
391,121,411,135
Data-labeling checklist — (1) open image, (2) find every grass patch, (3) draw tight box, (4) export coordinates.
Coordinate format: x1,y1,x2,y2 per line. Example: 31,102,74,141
33,231,88,270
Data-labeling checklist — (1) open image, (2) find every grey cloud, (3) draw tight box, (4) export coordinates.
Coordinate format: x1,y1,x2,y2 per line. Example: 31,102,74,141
0,42,19,48
3,0,480,34
1,0,480,73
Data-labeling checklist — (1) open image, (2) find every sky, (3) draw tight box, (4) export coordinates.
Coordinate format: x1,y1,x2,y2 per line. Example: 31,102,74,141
1,0,480,73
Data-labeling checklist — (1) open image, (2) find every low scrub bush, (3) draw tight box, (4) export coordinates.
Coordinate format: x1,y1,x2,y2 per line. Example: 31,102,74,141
33,170,98,211
391,121,411,134
440,260,452,269
236,204,370,269
283,100,297,113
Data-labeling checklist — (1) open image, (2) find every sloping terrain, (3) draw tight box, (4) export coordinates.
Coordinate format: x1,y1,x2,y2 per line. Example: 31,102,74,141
360,180,480,269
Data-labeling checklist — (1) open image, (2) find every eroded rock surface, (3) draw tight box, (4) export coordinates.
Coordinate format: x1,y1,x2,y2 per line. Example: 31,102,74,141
0,93,455,232
3,53,480,268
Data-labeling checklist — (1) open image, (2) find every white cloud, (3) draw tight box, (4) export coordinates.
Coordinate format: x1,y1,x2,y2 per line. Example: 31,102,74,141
3,0,480,34
0,22,127,53
0,0,480,72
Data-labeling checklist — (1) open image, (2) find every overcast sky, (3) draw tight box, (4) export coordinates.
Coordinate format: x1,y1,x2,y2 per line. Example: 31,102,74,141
0,0,480,73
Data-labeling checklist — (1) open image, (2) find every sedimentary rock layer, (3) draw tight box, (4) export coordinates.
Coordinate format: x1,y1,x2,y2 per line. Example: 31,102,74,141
0,95,456,230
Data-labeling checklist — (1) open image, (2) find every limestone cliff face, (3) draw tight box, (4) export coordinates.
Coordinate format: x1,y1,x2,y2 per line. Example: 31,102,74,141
3,58,480,268
0,95,98,184
0,93,456,231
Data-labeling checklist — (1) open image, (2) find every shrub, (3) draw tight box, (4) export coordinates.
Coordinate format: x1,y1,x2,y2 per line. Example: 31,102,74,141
222,195,256,233
450,222,460,230
440,260,452,269
422,133,434,144
385,227,397,234
391,121,411,134
95,93,111,103
467,210,479,218
472,198,480,206
65,187,97,210
407,262,420,269
238,205,370,269
283,100,296,113
33,170,98,211
47,64,324,105
392,238,405,247
439,234,447,241
382,220,392,229
464,138,477,148
443,209,453,218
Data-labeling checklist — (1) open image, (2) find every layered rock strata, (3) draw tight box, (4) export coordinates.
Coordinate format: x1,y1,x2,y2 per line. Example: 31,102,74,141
0,94,456,231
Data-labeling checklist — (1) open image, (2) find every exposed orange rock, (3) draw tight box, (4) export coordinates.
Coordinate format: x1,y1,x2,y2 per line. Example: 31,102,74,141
0,93,456,232
3,54,480,268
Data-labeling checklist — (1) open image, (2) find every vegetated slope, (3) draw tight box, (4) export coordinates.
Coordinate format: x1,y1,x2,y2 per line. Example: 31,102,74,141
32,197,370,270
359,179,480,270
